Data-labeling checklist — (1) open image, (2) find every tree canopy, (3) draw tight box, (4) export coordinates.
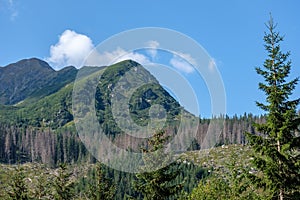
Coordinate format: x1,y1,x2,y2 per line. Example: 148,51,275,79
246,16,300,200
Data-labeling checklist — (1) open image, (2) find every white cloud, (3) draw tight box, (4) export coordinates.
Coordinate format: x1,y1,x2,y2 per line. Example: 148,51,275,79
46,30,94,70
170,55,195,74
47,29,152,70
117,51,150,65
85,47,150,67
169,51,197,74
171,51,197,67
46,30,201,74
84,47,125,67
146,40,160,59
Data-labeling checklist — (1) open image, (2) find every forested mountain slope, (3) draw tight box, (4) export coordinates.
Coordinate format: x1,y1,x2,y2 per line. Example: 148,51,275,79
0,59,264,166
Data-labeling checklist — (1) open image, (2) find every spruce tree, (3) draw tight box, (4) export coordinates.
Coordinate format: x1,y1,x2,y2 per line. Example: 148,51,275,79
246,16,300,200
87,162,116,200
134,130,183,200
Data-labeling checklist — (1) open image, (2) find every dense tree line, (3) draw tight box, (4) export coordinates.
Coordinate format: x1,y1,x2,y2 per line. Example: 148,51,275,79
0,125,91,166
0,113,264,166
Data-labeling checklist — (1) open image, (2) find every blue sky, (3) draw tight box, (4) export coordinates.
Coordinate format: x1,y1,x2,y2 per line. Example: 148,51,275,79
1,0,299,117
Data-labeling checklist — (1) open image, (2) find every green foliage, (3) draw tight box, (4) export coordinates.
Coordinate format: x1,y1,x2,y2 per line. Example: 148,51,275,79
32,170,53,200
246,16,300,199
53,163,75,200
0,161,204,200
189,174,229,200
1,145,263,200
7,165,29,200
189,151,270,200
87,162,116,200
134,130,183,200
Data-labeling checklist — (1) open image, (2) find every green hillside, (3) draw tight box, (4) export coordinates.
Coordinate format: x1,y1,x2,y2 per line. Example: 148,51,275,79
0,59,182,132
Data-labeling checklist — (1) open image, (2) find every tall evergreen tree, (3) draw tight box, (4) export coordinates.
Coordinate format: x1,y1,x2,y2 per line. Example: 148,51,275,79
87,162,116,200
134,130,183,200
246,16,300,200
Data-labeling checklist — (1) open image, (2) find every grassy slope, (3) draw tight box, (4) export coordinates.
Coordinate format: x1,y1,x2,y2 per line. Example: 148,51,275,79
0,60,183,131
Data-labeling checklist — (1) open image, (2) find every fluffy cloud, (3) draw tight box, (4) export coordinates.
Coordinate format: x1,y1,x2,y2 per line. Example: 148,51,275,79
46,30,94,70
169,52,196,74
172,52,197,67
46,30,199,74
47,30,152,70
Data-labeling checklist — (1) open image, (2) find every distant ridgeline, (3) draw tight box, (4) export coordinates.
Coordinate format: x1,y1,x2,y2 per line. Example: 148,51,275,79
0,58,263,165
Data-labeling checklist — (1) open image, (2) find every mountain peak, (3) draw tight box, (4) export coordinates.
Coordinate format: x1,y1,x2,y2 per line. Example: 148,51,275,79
4,58,54,71
115,59,141,67
0,58,76,105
